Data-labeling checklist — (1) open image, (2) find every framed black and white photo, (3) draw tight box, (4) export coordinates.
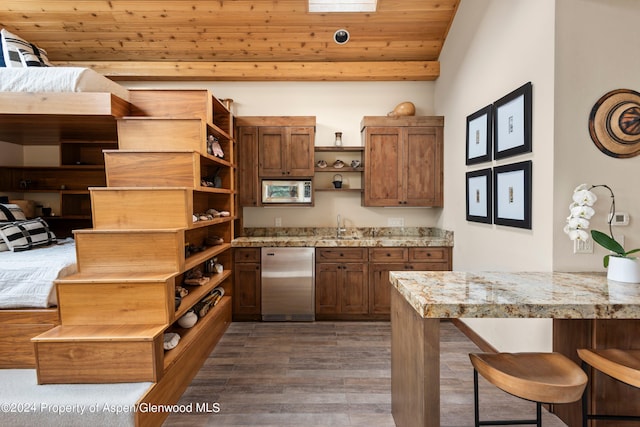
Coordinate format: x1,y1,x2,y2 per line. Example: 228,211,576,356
493,82,532,159
466,105,493,165
493,161,532,229
466,168,492,224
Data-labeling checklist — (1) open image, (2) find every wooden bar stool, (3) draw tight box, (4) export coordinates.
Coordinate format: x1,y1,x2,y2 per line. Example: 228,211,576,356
469,352,588,427
577,349,640,426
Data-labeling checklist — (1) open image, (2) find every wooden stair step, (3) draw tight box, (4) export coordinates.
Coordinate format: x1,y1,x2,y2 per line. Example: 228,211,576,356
32,324,165,385
73,228,184,274
55,272,177,326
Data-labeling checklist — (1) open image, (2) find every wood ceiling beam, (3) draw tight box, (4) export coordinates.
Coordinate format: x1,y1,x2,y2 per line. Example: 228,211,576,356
54,60,440,81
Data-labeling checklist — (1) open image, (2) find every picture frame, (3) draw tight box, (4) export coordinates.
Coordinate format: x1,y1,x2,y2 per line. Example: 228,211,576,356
466,168,492,224
466,104,493,165
493,161,532,229
493,82,532,159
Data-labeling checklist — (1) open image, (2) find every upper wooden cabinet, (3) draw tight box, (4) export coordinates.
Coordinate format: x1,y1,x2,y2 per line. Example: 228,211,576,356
362,116,443,207
258,126,315,177
236,126,259,207
236,116,315,206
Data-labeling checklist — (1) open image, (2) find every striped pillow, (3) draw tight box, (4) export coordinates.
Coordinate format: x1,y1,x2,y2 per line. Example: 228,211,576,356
0,203,27,221
0,218,56,252
1,28,51,67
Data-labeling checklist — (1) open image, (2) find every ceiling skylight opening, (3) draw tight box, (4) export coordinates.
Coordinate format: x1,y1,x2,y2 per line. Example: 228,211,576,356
308,0,377,13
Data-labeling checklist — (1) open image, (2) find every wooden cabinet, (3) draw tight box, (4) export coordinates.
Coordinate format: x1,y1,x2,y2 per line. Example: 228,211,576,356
315,246,451,319
258,126,315,177
369,247,451,315
233,248,261,320
236,126,260,207
236,117,315,201
315,248,368,318
362,116,443,207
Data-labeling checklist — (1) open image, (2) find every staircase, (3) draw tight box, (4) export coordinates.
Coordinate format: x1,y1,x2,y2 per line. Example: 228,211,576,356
31,89,235,427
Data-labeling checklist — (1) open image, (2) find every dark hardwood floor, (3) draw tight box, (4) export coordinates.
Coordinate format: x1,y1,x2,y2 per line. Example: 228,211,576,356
163,321,567,426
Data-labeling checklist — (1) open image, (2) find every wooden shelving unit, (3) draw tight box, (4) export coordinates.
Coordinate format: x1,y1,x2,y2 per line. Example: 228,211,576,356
314,145,364,192
31,89,236,427
0,140,117,237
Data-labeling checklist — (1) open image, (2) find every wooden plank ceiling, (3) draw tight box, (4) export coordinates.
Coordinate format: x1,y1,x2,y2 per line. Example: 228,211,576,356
0,0,459,81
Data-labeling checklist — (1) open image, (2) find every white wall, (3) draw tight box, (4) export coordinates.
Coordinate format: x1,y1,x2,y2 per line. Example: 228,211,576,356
123,81,443,228
435,0,557,352
553,0,640,271
436,0,640,352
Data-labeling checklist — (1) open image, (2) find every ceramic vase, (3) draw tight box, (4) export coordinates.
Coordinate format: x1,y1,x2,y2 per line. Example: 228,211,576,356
607,256,640,283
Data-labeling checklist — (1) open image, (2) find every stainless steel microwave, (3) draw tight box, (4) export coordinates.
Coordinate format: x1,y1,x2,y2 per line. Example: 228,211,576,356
261,180,312,204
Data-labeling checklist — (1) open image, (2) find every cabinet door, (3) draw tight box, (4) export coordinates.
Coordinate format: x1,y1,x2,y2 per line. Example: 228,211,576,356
237,126,259,206
369,263,405,315
316,263,340,314
258,127,287,177
369,261,450,315
287,127,315,177
364,127,403,206
233,262,261,316
341,262,368,314
403,126,443,207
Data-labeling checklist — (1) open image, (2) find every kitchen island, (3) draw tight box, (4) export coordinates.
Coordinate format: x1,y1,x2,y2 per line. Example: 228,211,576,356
389,271,640,427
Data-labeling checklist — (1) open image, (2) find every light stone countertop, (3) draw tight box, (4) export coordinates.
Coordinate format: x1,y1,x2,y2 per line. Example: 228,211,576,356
231,227,454,248
389,271,640,319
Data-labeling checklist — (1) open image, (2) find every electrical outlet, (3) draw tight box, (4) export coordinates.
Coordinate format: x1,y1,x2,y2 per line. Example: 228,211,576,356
574,239,593,254
388,217,404,227
275,217,282,227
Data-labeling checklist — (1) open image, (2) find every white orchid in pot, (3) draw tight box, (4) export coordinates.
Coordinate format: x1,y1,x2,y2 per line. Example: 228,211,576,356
564,184,640,283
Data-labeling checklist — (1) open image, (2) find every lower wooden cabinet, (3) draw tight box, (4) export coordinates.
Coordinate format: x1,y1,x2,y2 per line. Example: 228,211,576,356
233,248,261,320
316,262,368,316
233,246,452,320
315,246,451,320
369,247,452,316
316,248,368,319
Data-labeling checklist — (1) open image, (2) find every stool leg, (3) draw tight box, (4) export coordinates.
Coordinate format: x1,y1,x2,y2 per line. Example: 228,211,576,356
581,361,589,427
536,402,541,427
474,368,481,427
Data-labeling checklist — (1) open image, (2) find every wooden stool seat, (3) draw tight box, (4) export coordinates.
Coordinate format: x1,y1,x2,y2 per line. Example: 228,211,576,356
578,348,640,426
577,349,640,388
470,352,588,404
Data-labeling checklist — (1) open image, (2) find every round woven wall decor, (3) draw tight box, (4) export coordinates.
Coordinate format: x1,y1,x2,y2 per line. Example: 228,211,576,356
588,88,640,158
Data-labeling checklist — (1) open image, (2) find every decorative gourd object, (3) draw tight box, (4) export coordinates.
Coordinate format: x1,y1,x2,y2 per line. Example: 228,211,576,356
387,101,416,118
178,310,198,328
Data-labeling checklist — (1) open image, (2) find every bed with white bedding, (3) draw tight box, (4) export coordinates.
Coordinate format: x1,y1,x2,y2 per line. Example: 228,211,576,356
0,67,131,145
0,237,77,309
0,67,130,101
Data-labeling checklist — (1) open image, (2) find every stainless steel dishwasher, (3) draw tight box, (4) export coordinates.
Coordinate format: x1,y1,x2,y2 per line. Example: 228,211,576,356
261,247,315,321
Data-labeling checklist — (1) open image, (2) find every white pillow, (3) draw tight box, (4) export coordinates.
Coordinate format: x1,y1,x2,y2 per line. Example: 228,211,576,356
0,203,27,221
1,28,51,67
0,218,56,252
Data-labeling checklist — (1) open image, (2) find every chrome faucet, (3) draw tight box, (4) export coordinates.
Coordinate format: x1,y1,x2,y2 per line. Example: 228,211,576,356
336,214,346,239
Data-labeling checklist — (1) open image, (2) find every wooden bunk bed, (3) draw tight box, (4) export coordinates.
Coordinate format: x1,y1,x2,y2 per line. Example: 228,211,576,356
0,85,131,368
0,65,132,368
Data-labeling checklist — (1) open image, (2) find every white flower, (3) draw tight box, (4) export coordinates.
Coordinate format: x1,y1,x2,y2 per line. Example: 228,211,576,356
564,183,595,242
565,228,589,241
567,216,589,230
570,204,595,219
572,189,597,206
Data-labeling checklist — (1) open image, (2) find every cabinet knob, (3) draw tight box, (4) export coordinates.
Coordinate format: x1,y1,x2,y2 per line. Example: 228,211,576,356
256,266,260,270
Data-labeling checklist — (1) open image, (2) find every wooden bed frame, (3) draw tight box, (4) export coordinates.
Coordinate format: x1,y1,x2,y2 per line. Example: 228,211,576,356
0,309,60,368
0,92,130,145
0,90,130,368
